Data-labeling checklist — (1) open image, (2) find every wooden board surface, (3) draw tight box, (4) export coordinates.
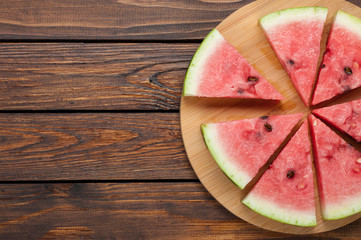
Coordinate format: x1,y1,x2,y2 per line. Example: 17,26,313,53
4,0,361,238
0,0,250,40
0,113,194,180
2,182,361,240
0,43,193,110
181,0,361,234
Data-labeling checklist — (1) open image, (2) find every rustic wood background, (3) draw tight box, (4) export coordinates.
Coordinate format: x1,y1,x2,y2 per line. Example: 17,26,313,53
1,0,361,239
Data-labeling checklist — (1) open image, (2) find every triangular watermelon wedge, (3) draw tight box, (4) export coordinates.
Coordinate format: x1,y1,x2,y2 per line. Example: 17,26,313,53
242,123,316,226
313,99,361,142
309,114,361,220
201,113,303,189
312,11,361,105
183,29,284,100
259,7,327,106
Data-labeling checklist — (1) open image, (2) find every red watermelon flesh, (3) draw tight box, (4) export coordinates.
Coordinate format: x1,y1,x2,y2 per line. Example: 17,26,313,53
259,7,327,106
309,114,361,220
183,29,284,100
201,113,303,189
242,123,316,226
312,11,361,105
313,99,361,142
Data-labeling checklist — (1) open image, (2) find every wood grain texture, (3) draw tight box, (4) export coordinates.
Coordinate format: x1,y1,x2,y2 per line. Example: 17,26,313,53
0,0,252,40
0,113,194,180
0,43,196,110
0,182,361,239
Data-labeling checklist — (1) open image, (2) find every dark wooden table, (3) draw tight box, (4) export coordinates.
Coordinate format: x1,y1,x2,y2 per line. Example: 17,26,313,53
1,0,361,239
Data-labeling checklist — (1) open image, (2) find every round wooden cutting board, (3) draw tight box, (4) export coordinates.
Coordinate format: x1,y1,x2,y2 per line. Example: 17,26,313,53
181,0,361,234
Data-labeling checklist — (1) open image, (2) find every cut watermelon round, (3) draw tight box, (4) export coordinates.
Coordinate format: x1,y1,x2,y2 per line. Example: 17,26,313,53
312,11,361,105
259,7,327,106
309,115,361,220
242,123,316,226
313,99,361,142
186,7,361,227
201,113,303,189
183,29,283,100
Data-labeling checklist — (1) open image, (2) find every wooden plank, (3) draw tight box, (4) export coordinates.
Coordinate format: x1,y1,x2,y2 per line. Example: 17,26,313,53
0,0,252,40
0,182,361,239
0,43,196,110
0,113,195,180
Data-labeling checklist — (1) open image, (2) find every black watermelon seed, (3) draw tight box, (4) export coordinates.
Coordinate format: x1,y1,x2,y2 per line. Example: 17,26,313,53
287,170,295,178
264,123,272,132
288,59,295,65
237,88,244,94
247,76,259,83
260,116,269,120
344,67,353,75
321,64,326,68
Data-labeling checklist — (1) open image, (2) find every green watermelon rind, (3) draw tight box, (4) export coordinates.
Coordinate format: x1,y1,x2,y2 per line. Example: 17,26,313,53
242,193,317,227
334,10,361,39
259,6,328,31
309,116,361,220
242,123,317,227
323,196,361,220
312,11,361,105
182,29,223,96
201,124,252,189
259,7,327,106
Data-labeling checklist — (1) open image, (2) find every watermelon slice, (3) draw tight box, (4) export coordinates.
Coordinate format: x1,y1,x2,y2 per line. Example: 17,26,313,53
242,123,316,226
313,99,361,142
183,29,283,100
259,7,327,106
309,114,361,220
201,113,303,189
312,11,361,105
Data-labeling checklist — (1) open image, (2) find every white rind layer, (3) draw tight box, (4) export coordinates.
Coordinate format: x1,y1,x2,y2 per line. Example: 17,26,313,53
183,29,224,96
201,124,252,189
243,192,317,227
260,7,328,32
323,192,361,220
334,10,361,39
